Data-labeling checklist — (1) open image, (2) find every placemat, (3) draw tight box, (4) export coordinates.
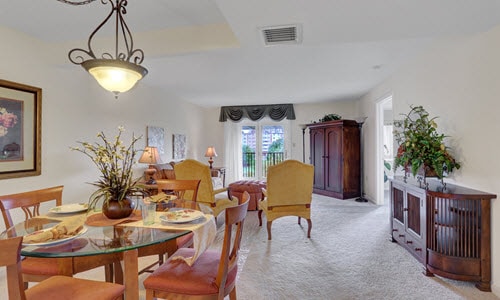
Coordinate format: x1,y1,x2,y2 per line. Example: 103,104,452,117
85,210,142,226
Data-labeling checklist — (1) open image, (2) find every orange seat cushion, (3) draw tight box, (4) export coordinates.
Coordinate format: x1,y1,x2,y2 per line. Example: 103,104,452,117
25,275,124,300
144,248,237,296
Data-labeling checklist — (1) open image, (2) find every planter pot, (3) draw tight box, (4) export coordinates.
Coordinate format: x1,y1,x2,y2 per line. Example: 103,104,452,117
102,197,135,219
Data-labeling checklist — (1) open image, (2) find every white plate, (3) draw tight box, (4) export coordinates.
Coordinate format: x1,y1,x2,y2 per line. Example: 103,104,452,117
159,209,205,224
49,203,88,214
22,227,88,247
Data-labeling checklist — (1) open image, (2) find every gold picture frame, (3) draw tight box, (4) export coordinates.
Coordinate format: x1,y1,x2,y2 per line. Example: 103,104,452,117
0,79,42,179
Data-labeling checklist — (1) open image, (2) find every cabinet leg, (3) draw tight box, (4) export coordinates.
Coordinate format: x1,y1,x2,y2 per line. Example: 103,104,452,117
475,281,491,292
423,266,434,277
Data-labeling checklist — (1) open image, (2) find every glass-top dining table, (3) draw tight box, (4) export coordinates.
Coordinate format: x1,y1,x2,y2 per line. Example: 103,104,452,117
0,199,215,300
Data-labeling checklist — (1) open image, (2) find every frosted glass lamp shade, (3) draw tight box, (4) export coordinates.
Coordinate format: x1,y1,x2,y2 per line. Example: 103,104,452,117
82,59,148,95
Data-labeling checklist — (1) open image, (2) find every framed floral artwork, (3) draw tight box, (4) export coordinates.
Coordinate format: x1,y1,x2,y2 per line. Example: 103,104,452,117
172,134,186,160
0,79,41,179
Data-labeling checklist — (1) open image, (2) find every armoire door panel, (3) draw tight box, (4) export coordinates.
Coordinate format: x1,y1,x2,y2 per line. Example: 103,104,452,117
310,128,325,190
325,126,342,193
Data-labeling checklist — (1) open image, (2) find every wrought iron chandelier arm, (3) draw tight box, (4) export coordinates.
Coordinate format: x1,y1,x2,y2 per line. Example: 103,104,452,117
57,0,98,5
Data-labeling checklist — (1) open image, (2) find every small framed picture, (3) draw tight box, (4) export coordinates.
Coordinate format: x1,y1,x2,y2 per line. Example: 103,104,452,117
147,126,165,155
172,134,186,160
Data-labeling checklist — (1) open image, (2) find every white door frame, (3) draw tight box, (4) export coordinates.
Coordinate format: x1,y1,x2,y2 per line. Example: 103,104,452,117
376,94,393,205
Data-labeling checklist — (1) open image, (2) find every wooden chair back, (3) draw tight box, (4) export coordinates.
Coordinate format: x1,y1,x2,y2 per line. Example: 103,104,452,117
0,236,25,300
215,197,249,298
0,186,63,229
156,179,201,201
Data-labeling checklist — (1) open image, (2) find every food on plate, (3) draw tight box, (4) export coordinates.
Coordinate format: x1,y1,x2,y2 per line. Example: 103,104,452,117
23,215,85,244
145,192,177,203
163,209,196,220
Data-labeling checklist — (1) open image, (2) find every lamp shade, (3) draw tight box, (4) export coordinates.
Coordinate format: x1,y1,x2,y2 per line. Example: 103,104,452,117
82,59,148,94
139,146,161,164
204,146,217,158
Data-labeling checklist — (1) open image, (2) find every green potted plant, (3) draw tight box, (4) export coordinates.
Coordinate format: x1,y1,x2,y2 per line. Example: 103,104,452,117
393,105,460,180
71,126,147,219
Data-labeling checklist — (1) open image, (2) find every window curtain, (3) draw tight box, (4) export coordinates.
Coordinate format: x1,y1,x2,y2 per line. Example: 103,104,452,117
224,121,242,184
219,104,295,122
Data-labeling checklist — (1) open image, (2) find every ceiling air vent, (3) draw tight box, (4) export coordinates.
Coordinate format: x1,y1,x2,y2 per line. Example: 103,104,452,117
261,24,302,46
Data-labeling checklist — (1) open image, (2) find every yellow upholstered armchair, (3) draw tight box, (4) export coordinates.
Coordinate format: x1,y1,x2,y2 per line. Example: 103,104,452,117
258,159,314,240
174,159,238,218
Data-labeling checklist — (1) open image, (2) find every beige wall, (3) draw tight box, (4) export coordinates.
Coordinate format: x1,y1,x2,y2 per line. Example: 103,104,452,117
359,24,500,295
0,26,211,231
0,26,355,231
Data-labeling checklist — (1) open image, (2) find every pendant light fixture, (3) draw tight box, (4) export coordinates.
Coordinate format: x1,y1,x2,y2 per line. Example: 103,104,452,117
65,0,148,98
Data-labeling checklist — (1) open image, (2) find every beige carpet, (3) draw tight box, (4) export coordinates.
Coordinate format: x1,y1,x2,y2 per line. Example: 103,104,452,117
1,194,498,299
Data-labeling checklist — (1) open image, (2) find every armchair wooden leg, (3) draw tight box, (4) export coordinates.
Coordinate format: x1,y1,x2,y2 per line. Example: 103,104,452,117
298,216,301,224
266,221,272,240
306,219,312,238
258,210,263,226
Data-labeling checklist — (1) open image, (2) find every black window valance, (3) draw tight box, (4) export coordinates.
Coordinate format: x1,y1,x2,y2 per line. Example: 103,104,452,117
219,104,295,122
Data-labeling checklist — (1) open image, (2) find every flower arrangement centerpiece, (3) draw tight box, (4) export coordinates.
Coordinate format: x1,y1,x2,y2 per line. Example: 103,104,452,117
393,105,460,180
71,126,147,219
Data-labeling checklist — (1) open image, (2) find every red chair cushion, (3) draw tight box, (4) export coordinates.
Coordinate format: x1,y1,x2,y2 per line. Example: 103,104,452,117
176,232,194,248
144,248,237,296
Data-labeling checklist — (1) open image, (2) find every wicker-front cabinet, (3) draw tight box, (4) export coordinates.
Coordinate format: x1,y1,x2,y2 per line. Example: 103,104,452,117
307,120,360,199
390,177,496,291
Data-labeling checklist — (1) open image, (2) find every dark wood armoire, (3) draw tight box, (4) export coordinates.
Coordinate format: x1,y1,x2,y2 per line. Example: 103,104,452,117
307,119,360,199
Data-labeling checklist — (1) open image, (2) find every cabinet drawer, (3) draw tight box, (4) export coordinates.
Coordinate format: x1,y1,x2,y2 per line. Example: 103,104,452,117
391,221,406,245
405,238,425,263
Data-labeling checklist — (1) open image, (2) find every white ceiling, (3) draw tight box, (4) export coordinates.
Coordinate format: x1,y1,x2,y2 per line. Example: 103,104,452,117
2,0,500,108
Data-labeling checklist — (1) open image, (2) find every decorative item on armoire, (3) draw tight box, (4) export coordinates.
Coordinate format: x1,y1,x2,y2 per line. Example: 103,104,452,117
320,113,342,122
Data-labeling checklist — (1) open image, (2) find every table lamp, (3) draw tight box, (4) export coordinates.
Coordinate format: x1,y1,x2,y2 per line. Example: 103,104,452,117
204,146,217,169
139,146,161,184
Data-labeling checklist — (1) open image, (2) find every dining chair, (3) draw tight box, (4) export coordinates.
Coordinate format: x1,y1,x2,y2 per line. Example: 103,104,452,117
258,159,314,240
156,179,201,201
137,179,201,275
0,236,124,300
143,194,250,300
174,159,238,219
0,186,120,287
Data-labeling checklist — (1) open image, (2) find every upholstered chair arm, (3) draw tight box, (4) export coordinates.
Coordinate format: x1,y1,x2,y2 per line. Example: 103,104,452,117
213,187,228,195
